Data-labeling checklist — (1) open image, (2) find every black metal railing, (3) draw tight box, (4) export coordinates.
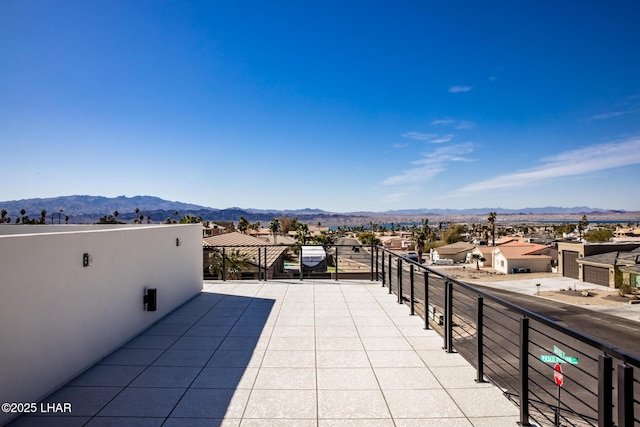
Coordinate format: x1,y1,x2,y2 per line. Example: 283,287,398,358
375,247,640,427
203,243,640,426
202,243,375,281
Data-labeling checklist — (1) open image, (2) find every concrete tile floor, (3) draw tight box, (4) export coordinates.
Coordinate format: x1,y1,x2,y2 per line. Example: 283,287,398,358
9,279,519,426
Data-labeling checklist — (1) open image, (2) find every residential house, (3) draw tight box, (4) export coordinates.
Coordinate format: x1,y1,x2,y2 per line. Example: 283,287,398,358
575,247,640,288
202,221,232,237
557,242,640,281
614,226,640,238
261,234,296,245
431,242,475,263
203,232,288,280
491,241,556,275
469,245,494,268
380,235,412,250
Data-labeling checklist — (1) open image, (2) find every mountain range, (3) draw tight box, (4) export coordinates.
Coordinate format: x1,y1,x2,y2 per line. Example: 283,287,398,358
0,195,635,225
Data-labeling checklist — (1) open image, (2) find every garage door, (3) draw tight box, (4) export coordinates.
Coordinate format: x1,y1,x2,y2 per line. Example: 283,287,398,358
584,265,609,286
563,251,579,279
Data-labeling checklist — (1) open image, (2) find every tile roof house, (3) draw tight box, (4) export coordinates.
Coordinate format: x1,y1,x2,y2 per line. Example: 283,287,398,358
202,221,233,237
432,242,475,263
203,232,289,280
491,241,556,275
380,235,412,250
470,245,495,267
614,226,640,237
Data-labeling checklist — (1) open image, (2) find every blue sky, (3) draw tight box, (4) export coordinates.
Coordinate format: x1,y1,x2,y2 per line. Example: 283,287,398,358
2,1,639,212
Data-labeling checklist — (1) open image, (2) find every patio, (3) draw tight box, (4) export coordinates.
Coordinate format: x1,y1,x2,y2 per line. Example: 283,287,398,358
10,279,519,426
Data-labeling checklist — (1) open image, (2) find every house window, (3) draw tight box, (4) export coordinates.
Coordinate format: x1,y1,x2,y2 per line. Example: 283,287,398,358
501,260,505,267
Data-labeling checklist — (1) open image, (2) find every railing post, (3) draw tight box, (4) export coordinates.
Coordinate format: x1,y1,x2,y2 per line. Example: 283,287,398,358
443,279,449,349
476,296,486,383
375,246,379,281
519,317,531,426
444,280,453,353
299,246,303,281
618,363,634,427
258,246,262,281
335,246,339,281
370,244,374,281
423,271,430,330
263,247,268,281
388,254,392,294
599,354,613,427
409,264,415,315
397,258,403,304
222,247,226,281
381,251,385,287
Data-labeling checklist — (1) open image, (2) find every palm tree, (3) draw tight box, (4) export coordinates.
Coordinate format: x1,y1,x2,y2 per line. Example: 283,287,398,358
269,218,281,244
40,210,47,224
237,216,250,233
578,215,589,241
488,212,497,246
295,223,311,245
208,249,252,280
411,219,429,263
1,209,9,223
470,253,485,270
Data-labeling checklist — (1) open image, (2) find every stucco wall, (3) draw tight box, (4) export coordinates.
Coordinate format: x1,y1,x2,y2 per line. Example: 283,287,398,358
493,254,551,274
0,224,202,424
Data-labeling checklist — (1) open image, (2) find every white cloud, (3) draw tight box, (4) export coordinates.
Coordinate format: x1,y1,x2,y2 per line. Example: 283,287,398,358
431,134,454,143
431,119,475,129
402,132,454,144
402,132,437,141
589,110,637,120
393,142,410,148
457,137,640,193
449,86,472,93
431,119,456,126
382,143,476,186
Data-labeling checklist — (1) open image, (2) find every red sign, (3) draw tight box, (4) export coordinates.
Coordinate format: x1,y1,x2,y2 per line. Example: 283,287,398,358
554,362,563,387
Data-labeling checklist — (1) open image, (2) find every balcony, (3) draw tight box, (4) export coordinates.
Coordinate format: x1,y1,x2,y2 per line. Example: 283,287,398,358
9,278,519,425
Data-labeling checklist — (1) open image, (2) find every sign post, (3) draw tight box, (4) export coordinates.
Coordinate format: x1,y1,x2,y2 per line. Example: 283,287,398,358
540,346,578,427
554,362,563,426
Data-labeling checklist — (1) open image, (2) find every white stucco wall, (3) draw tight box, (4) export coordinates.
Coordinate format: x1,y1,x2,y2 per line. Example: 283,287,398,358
493,253,552,274
0,224,202,424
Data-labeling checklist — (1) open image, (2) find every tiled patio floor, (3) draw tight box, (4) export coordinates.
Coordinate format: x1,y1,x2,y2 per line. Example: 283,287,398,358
10,279,519,426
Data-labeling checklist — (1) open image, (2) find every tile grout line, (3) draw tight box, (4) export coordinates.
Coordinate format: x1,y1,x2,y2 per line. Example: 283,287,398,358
237,279,288,423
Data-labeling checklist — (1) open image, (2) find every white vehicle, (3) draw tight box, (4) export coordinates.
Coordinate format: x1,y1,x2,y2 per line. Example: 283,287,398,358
301,246,327,272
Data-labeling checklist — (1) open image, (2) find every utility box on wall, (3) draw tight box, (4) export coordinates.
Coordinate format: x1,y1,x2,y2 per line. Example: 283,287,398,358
144,288,157,311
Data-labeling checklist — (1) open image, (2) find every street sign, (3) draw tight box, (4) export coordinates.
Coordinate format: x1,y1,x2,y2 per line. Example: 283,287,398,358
540,355,563,363
554,362,563,387
553,345,579,364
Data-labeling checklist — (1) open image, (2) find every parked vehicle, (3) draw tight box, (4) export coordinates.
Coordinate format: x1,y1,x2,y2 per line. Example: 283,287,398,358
404,251,420,263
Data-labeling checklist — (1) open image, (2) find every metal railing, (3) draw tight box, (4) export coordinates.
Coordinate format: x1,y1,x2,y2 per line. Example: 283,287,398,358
375,247,640,427
204,243,640,426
